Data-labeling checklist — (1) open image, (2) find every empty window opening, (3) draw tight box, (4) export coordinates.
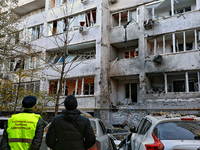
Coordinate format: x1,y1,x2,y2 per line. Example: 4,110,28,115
125,83,137,103
173,80,185,92
124,50,138,59
111,40,139,60
146,71,200,94
146,73,165,94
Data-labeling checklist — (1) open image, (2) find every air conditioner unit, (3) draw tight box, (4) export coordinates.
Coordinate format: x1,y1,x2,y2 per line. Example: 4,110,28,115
81,0,87,4
144,19,154,30
79,26,87,35
109,0,116,3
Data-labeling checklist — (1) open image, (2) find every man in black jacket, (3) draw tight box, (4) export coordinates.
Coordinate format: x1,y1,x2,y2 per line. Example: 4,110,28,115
45,95,95,150
0,95,47,150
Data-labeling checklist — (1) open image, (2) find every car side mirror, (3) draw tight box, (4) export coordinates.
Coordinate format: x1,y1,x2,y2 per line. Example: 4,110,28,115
130,126,137,133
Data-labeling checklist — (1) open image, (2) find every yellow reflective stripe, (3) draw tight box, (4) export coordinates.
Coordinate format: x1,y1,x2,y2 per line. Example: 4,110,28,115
8,138,33,143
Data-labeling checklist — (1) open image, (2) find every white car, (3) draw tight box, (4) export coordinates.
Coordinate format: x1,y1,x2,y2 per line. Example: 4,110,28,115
120,114,200,150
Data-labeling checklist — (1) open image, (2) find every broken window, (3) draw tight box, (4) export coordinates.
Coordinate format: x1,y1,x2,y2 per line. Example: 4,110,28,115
124,50,138,59
49,81,58,94
146,0,196,20
46,48,96,64
146,73,165,94
10,58,15,72
84,78,94,95
146,71,200,94
48,9,96,35
8,31,22,46
51,0,68,8
50,77,94,96
24,82,40,92
112,9,137,27
121,11,128,26
19,30,24,43
111,39,139,60
147,29,198,55
125,83,137,103
28,24,43,41
85,10,96,27
9,57,25,72
24,56,40,70
48,20,58,36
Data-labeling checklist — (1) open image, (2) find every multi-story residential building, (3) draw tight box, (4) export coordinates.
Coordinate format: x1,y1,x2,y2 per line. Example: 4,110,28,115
3,0,200,127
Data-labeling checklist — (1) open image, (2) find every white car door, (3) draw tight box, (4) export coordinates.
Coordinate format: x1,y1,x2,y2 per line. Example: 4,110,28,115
132,118,152,150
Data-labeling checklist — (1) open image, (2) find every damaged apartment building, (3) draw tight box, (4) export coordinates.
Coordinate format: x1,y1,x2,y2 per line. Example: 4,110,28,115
2,0,200,127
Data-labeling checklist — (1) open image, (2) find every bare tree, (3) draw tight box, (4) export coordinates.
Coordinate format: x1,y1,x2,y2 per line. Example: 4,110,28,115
0,0,53,113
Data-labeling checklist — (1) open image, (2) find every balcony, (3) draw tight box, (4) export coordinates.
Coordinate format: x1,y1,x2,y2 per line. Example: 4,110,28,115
14,0,45,15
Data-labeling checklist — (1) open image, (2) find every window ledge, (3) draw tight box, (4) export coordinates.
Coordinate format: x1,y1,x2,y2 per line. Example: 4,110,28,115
111,22,138,29
147,49,200,57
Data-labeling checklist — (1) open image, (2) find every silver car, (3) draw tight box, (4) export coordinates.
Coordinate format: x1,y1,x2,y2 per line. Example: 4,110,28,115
120,114,200,150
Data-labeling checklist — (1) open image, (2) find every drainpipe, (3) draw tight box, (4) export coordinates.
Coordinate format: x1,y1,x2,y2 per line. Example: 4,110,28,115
185,72,189,92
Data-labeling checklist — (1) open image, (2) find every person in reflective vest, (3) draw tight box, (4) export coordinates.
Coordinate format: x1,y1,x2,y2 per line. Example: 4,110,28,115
0,95,47,150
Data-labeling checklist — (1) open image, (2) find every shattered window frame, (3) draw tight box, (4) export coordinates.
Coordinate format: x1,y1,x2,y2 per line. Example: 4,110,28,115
47,9,96,36
124,50,138,59
24,55,41,70
112,8,138,27
27,24,44,41
9,59,16,72
46,49,96,64
145,0,196,20
125,83,137,103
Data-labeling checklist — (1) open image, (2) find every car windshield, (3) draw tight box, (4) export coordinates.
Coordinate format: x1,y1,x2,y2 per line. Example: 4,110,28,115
153,121,200,140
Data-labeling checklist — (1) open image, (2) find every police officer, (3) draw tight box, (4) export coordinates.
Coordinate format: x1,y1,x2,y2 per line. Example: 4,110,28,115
0,95,47,150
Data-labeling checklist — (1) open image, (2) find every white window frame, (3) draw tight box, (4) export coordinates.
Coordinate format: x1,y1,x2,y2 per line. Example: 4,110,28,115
9,59,16,72
112,8,138,27
24,56,40,70
27,24,43,41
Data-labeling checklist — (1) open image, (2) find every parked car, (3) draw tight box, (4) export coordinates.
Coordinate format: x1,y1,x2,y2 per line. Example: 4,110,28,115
0,117,10,141
119,114,200,150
